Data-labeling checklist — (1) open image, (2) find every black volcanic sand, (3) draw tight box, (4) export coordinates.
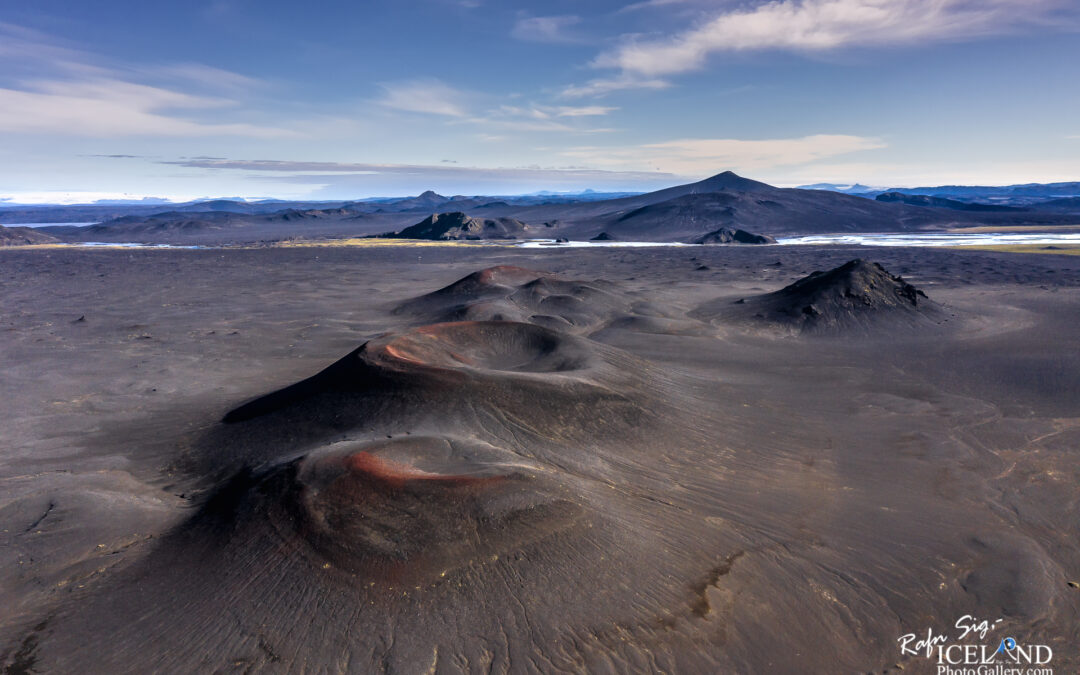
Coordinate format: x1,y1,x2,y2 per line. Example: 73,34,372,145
1,245,1079,673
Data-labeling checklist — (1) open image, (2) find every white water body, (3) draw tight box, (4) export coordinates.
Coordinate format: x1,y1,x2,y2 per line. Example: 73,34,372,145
519,232,1080,248
73,242,202,249
1,222,100,228
777,232,1080,247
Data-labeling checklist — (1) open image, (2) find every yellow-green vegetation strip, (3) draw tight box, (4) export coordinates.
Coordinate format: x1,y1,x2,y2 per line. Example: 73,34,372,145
946,224,1080,233
272,237,515,248
945,244,1080,255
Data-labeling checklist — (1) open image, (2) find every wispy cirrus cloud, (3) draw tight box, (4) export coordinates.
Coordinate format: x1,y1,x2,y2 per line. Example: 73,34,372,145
0,79,297,138
553,105,618,117
563,0,1080,96
375,78,471,117
511,15,583,43
617,0,700,13
0,22,294,138
373,81,618,132
561,134,885,174
469,104,617,133
561,75,671,98
596,0,1080,79
158,157,681,194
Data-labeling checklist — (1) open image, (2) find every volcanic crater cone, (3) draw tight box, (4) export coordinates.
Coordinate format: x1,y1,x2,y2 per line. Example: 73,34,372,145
230,435,585,581
394,265,676,333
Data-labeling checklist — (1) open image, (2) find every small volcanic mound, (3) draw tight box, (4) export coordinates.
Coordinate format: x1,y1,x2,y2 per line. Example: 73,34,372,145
206,316,666,482
291,436,581,577
394,265,674,334
222,320,598,425
400,265,548,307
694,259,947,335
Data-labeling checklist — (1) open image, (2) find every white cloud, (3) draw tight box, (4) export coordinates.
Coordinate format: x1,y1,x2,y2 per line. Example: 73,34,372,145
376,79,470,117
561,134,885,174
555,105,618,117
159,157,682,195
597,0,1079,78
0,23,292,138
511,15,582,43
150,63,265,94
600,0,1080,77
618,0,696,12
773,158,1080,187
0,190,201,205
460,104,616,133
561,75,671,98
0,79,296,137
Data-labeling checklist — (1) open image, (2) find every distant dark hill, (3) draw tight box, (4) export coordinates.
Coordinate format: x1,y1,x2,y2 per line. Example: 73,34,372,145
265,207,364,222
879,181,1080,207
694,259,948,335
58,211,243,238
0,224,60,246
388,190,451,211
1029,197,1080,214
394,212,533,240
39,209,418,245
875,192,1026,212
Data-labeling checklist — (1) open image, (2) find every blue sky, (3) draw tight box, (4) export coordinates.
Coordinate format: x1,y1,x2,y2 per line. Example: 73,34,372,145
2,0,1079,203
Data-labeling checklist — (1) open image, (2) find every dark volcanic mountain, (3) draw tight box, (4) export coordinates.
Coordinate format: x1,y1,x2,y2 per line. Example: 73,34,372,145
0,225,60,246
472,171,1077,241
393,212,534,240
695,259,948,335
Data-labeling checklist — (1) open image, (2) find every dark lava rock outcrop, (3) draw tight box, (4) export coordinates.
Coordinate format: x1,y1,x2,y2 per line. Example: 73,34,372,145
695,259,947,335
694,227,776,245
394,212,531,240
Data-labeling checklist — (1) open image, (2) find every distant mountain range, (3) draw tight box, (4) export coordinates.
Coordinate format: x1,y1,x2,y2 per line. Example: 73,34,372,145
800,181,1080,207
0,189,642,224
796,183,879,195
11,171,1080,246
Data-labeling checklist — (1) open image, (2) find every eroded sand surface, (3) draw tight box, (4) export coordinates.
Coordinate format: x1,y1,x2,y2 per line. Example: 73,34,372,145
1,245,1078,673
